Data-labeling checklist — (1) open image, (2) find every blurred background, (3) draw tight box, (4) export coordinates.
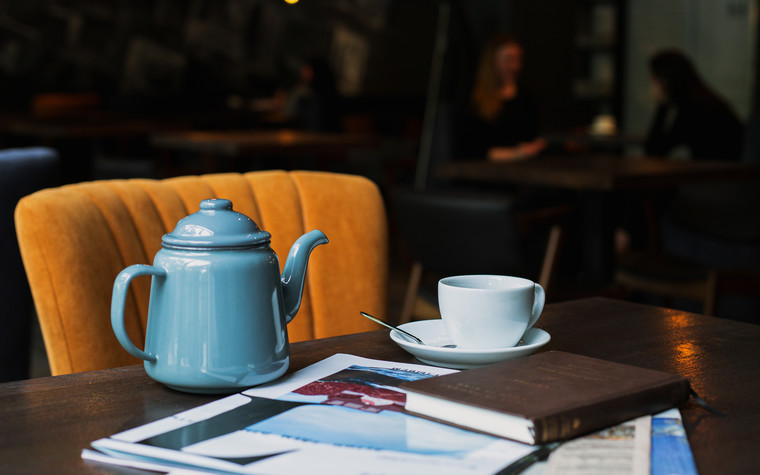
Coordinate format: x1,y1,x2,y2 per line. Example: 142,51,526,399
0,0,755,136
1,0,758,379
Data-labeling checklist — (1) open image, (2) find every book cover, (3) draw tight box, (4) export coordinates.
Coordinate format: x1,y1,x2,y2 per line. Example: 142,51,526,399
401,351,690,445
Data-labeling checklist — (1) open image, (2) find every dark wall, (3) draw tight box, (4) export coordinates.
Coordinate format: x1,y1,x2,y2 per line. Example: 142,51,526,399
0,0,592,132
0,0,441,110
0,0,268,106
508,0,577,131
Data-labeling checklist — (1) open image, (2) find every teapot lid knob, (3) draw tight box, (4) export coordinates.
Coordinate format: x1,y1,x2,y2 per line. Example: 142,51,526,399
200,199,233,211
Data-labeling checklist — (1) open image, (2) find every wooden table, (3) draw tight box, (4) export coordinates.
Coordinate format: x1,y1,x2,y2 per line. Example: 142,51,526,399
543,132,646,153
439,156,760,284
0,114,190,140
0,109,268,181
150,129,380,176
0,109,254,141
0,111,200,183
438,155,760,192
151,129,379,157
1,297,758,474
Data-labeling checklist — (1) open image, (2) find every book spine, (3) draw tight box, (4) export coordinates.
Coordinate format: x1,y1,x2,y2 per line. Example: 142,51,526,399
533,379,691,443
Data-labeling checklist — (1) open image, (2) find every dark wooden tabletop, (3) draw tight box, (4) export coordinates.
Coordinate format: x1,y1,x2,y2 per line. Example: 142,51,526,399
0,112,194,140
1,297,758,474
151,129,379,156
438,155,760,192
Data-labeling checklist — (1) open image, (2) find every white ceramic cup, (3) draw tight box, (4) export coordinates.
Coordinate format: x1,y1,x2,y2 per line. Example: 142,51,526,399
438,275,545,349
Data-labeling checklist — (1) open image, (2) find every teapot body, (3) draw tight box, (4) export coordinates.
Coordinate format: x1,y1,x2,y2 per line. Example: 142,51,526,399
111,199,327,394
143,246,289,393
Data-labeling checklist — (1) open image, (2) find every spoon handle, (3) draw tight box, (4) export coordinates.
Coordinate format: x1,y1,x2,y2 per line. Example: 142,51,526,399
359,311,424,345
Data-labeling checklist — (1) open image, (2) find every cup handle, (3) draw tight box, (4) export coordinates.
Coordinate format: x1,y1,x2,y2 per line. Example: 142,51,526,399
527,283,545,329
111,264,166,362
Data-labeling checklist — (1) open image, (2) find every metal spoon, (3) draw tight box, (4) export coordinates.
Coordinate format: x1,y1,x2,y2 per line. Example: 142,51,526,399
360,311,457,348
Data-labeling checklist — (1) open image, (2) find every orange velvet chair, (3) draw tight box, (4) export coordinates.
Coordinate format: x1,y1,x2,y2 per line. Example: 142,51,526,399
15,170,387,376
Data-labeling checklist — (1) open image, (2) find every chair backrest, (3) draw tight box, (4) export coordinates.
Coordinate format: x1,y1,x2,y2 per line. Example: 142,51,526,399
664,113,760,244
0,147,59,381
15,170,387,376
393,187,527,276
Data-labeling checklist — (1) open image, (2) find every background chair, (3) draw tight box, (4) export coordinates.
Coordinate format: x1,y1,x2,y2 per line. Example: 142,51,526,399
613,250,718,315
614,115,760,320
393,187,567,323
0,147,59,382
16,170,387,376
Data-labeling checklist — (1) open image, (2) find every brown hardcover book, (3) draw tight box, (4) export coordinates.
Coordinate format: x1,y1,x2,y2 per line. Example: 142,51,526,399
401,351,690,445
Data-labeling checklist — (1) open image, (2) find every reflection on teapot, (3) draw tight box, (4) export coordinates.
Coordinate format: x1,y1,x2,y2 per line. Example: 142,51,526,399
111,199,328,393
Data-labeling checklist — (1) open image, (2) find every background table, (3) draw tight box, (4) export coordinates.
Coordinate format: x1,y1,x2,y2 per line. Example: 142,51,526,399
439,156,760,284
0,109,263,182
151,129,378,157
151,129,379,175
0,111,197,182
0,113,189,140
438,155,760,192
1,297,758,474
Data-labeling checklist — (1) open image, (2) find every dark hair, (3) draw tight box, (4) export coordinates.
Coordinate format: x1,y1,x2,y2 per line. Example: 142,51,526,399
649,50,711,105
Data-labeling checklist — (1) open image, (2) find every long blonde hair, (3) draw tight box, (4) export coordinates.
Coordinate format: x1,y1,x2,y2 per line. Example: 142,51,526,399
471,34,520,121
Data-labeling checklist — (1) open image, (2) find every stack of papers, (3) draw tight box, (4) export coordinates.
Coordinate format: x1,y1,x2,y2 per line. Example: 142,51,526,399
83,354,697,474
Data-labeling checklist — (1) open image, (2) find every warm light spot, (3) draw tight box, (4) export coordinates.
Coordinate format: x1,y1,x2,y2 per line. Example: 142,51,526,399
657,309,706,378
676,342,698,359
278,130,297,144
284,0,299,4
665,310,693,329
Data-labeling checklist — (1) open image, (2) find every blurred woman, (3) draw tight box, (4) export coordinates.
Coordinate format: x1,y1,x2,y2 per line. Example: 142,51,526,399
645,50,743,160
465,34,545,161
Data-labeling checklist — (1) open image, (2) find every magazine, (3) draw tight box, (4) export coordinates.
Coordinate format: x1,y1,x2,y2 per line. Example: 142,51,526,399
650,409,698,475
543,409,697,475
83,354,538,474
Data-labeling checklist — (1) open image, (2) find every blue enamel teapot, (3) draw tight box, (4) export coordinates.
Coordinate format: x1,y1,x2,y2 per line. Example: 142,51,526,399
111,199,328,393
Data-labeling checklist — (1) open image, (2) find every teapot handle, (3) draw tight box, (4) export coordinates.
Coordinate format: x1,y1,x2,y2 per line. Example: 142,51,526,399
111,264,166,363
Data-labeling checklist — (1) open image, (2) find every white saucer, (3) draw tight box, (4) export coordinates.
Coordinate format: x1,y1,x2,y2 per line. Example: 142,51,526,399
390,320,550,369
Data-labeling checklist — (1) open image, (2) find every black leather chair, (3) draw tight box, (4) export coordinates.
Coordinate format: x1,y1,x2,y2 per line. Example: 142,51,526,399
0,147,59,381
391,102,568,322
393,186,566,323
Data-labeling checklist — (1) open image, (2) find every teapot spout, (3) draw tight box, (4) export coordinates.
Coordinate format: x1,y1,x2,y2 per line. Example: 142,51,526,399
281,230,328,322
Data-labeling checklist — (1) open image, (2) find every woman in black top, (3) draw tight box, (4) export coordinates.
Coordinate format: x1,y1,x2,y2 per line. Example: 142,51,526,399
645,50,743,160
464,34,545,161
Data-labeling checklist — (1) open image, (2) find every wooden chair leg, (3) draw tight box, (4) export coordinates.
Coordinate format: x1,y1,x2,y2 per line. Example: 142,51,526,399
538,225,564,293
703,270,717,316
399,261,423,325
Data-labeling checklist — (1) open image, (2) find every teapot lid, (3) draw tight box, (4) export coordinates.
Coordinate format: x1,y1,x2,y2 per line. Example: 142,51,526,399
161,199,271,249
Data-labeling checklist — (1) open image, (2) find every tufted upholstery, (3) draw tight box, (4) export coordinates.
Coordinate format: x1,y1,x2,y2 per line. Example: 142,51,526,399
15,170,387,375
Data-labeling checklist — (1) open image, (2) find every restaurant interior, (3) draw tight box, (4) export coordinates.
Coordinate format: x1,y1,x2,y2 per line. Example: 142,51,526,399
1,0,759,384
